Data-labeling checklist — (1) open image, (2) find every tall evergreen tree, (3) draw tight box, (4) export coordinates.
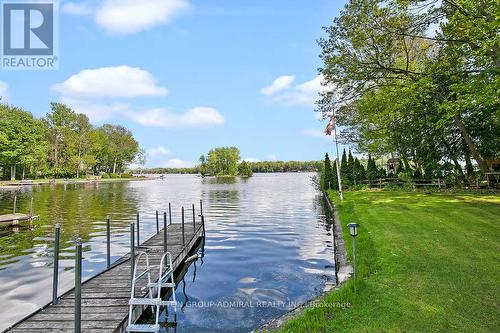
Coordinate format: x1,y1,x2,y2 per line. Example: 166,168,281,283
366,155,378,183
340,149,349,186
347,149,355,183
323,153,333,190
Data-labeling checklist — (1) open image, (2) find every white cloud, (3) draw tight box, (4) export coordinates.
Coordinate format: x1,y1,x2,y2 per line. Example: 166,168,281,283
61,97,130,122
260,75,295,96
125,106,224,128
243,157,260,163
62,2,93,16
95,0,191,34
148,146,170,157
166,158,193,168
0,81,8,100
266,154,278,162
53,66,168,99
261,74,329,107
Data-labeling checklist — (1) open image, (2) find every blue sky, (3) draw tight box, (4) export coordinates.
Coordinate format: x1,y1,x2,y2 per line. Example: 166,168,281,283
0,0,346,167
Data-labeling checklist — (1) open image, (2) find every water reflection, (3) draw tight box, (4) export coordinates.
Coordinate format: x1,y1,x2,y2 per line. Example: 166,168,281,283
0,174,334,332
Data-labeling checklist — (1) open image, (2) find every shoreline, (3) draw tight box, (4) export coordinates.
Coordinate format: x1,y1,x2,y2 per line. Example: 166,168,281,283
257,191,352,332
0,177,154,188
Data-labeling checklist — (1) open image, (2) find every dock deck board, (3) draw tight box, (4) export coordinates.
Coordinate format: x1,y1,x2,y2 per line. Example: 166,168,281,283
6,221,204,333
0,213,34,224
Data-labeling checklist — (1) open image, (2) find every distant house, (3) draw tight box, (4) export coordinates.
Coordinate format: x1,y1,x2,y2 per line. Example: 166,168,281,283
386,158,400,174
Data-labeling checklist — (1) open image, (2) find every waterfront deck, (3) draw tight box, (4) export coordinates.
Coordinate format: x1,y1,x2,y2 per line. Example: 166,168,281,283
0,213,37,225
6,221,205,332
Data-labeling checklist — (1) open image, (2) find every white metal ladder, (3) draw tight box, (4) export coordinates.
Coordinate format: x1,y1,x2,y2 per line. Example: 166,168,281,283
127,251,177,332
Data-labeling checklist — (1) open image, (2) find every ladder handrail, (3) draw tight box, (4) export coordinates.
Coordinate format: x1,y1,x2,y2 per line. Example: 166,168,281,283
129,251,152,301
158,252,173,281
127,251,176,333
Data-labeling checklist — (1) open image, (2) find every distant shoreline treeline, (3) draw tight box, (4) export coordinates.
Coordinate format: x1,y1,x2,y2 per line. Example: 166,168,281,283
130,160,321,175
0,102,142,180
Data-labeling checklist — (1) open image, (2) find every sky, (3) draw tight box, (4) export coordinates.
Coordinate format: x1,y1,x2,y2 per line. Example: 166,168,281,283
0,0,347,168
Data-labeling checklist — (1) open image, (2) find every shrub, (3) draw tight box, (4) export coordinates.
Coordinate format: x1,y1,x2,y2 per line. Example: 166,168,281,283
101,172,110,179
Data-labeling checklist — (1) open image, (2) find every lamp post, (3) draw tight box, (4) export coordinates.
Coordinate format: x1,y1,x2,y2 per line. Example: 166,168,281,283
347,223,359,280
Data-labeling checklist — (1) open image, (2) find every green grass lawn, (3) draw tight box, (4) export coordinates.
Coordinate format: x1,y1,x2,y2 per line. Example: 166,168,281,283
277,190,500,332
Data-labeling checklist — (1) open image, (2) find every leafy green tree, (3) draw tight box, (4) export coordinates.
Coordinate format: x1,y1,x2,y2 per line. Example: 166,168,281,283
317,0,499,180
96,124,140,174
73,113,94,178
0,104,47,180
45,103,79,177
206,147,240,176
199,155,208,176
238,161,253,177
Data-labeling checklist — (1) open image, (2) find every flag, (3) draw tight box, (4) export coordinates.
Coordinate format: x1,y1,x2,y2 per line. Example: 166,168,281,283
324,115,336,136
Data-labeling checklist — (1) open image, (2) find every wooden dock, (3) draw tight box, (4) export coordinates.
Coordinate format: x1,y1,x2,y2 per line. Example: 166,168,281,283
0,213,37,225
6,221,205,333
0,196,37,226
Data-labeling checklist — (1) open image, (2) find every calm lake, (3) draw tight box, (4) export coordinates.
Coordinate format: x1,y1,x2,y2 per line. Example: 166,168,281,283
0,173,335,332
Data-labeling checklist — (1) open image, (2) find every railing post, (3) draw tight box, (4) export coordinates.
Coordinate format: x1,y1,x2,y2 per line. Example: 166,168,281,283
136,211,140,246
52,224,60,305
130,222,135,282
156,210,159,234
181,206,185,246
192,204,196,232
74,241,82,333
168,203,172,225
199,199,203,216
106,215,111,268
163,212,167,252
13,195,17,214
201,215,205,238
29,197,34,217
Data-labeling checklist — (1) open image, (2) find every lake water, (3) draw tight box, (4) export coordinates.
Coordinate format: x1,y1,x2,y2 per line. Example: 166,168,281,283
0,173,335,332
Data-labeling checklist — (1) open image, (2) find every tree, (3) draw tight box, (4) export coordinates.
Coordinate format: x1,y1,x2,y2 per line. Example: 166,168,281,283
366,155,378,183
205,147,240,176
96,124,140,174
199,155,208,176
323,153,333,190
45,103,79,177
340,149,350,186
0,104,47,180
73,113,93,178
238,161,253,177
317,0,499,179
347,150,355,183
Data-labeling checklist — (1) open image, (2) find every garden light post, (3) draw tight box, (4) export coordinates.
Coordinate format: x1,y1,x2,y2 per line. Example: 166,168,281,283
347,223,359,280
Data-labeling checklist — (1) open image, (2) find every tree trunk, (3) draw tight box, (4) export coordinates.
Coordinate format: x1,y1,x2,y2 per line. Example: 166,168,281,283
10,165,16,181
54,144,58,169
464,151,474,179
441,137,465,182
113,157,117,174
22,167,25,180
453,114,490,174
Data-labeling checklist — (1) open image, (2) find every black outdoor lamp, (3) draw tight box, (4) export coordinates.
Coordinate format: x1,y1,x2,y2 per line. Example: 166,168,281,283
348,223,359,237
347,223,359,280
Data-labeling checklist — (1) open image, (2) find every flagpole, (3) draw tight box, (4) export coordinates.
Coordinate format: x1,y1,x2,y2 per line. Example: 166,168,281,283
333,111,343,201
